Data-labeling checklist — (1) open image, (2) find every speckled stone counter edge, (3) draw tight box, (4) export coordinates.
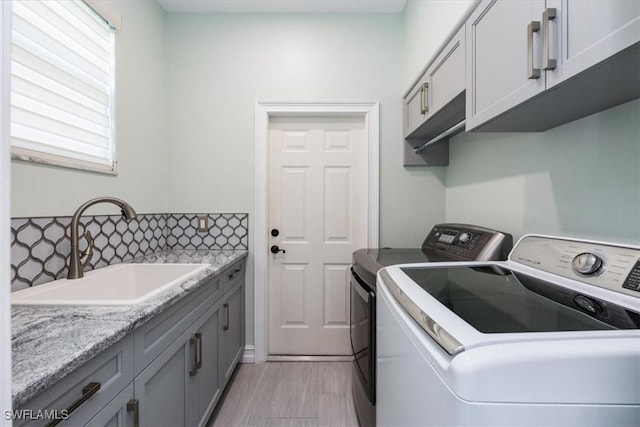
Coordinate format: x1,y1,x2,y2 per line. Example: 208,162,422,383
11,249,248,407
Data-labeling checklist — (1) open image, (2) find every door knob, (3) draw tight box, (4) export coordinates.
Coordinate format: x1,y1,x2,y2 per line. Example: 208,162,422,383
270,245,286,254
271,228,280,237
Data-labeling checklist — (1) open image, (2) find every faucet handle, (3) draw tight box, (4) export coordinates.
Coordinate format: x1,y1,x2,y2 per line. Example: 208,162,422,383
80,230,94,270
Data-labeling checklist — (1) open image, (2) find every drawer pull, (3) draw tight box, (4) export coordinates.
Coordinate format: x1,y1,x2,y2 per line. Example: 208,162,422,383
223,303,230,331
45,382,101,427
126,399,140,427
419,82,429,115
189,332,202,376
542,8,557,70
228,268,241,280
195,332,203,370
527,21,541,79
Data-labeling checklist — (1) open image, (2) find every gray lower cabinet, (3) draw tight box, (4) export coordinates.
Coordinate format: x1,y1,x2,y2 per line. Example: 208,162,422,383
85,384,135,427
15,334,135,427
219,284,243,389
187,303,221,427
134,329,190,426
16,261,245,427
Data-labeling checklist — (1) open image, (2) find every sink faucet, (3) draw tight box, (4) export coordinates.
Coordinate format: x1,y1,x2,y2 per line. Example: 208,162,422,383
68,197,137,279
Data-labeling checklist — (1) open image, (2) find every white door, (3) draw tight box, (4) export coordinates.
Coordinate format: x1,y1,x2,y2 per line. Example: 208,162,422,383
268,116,367,355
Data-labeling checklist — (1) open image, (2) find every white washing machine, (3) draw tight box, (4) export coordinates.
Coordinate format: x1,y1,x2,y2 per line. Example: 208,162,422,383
377,235,640,426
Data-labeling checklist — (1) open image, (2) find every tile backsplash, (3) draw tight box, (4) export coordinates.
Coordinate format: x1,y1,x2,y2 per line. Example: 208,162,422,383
11,213,248,291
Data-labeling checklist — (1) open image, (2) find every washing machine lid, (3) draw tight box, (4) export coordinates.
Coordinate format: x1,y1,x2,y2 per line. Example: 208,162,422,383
399,265,638,334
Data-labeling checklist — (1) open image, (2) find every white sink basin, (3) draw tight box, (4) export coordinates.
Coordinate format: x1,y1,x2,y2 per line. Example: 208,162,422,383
11,263,210,306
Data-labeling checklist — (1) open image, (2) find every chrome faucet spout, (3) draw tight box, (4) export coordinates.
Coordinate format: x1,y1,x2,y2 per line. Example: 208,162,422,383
67,197,137,279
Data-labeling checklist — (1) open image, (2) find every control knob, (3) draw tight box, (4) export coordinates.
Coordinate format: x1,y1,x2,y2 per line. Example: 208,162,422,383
458,232,471,244
572,252,604,275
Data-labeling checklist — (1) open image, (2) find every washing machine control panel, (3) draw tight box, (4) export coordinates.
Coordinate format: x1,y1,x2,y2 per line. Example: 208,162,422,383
511,236,640,298
622,259,640,293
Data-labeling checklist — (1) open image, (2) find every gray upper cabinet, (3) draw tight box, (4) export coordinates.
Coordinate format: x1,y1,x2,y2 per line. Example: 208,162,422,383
403,26,466,166
545,0,640,89
466,0,640,132
403,75,430,139
403,26,466,138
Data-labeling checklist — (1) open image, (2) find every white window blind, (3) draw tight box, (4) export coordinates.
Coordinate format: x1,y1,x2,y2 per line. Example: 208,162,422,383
10,0,116,173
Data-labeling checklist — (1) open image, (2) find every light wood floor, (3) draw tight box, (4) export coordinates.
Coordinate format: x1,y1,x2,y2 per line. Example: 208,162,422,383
209,362,359,427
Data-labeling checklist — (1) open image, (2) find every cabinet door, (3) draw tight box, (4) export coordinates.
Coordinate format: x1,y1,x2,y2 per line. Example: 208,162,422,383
219,285,244,388
466,0,546,131
134,337,189,426
428,26,465,116
403,74,429,137
85,384,134,427
546,0,640,88
187,305,221,427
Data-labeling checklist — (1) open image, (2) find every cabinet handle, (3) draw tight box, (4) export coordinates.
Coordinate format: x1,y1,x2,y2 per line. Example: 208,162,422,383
45,382,101,427
542,8,557,70
419,82,429,115
224,303,230,331
189,332,202,376
527,21,541,79
228,268,241,280
195,332,203,370
126,399,140,427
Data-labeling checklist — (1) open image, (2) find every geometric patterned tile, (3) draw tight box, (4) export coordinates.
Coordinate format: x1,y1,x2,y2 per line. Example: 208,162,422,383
165,213,248,250
10,212,248,290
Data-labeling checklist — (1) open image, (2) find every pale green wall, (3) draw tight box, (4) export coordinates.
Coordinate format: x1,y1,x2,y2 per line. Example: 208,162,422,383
446,99,640,244
165,13,445,247
165,12,447,348
11,0,169,217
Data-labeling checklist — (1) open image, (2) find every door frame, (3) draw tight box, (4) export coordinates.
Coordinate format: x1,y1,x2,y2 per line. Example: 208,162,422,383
1,0,11,417
254,100,379,363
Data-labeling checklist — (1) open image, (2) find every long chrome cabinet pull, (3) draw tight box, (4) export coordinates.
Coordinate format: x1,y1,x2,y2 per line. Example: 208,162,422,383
527,21,541,79
44,382,101,427
542,8,557,70
223,303,230,331
126,399,140,427
419,83,429,115
189,333,200,376
195,332,203,370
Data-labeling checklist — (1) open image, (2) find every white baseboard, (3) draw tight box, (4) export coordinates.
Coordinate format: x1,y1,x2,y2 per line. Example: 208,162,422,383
267,355,354,362
241,345,255,363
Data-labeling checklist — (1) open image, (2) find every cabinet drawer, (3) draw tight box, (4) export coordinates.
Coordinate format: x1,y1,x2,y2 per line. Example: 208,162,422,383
222,260,244,294
16,334,134,427
133,276,221,374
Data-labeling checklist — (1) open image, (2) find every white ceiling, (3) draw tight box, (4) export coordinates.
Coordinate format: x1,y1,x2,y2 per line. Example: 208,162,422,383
157,0,407,14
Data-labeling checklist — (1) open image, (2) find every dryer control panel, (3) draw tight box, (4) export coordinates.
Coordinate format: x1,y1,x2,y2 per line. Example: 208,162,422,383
511,235,640,298
422,224,513,262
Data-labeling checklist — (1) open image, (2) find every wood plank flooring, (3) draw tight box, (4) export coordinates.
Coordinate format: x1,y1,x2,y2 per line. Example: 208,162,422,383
210,362,359,427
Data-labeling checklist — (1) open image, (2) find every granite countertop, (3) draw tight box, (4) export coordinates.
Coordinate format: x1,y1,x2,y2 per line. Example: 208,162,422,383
11,249,248,407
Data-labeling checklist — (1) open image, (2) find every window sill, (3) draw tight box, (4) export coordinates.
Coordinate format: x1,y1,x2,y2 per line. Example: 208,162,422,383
11,152,118,176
